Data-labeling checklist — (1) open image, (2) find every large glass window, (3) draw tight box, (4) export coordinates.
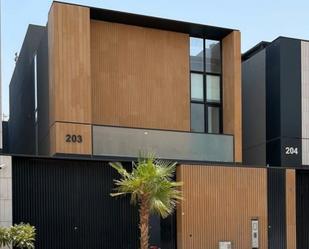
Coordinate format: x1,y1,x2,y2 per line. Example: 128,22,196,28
190,37,222,134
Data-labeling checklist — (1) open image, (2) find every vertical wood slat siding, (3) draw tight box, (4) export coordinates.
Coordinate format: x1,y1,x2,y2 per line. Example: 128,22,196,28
48,3,91,125
90,20,190,131
12,157,139,249
177,165,268,249
286,169,296,249
301,41,309,165
222,31,242,162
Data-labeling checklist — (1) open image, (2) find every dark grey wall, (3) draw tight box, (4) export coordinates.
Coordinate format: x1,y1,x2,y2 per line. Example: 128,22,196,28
9,25,45,155
243,37,302,167
266,38,302,167
279,38,302,167
242,49,266,165
36,29,50,155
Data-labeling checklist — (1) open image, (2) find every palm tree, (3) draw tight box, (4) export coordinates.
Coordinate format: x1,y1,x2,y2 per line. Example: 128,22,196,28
109,154,182,249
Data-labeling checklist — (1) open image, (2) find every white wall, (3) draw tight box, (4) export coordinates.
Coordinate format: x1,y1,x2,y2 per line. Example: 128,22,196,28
0,156,12,227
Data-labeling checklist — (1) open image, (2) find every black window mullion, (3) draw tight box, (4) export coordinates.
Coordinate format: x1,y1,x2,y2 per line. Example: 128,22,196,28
219,40,223,133
203,38,208,133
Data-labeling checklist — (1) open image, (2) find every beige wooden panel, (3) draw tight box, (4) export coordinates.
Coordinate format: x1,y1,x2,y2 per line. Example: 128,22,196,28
177,165,268,249
286,169,296,249
301,41,309,165
222,31,242,162
48,2,91,125
91,20,190,131
50,122,92,155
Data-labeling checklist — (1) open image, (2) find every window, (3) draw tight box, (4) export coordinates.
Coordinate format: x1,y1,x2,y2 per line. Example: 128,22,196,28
191,73,203,101
34,53,38,155
190,37,204,72
190,37,222,134
206,39,221,73
34,53,38,123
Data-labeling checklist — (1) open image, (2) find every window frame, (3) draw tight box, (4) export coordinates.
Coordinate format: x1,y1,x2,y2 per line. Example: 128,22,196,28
190,37,223,134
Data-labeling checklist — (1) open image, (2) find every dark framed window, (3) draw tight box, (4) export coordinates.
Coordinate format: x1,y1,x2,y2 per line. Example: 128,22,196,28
190,37,222,134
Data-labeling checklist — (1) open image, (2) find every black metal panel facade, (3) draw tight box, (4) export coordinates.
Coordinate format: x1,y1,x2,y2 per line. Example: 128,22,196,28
266,39,281,142
88,4,233,40
12,157,140,249
242,49,266,165
279,38,302,139
267,168,286,249
266,40,282,166
296,170,309,249
36,28,50,156
279,38,302,167
265,38,302,167
9,25,45,155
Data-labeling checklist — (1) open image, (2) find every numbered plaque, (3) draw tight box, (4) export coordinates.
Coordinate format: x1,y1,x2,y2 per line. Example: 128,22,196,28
50,122,92,155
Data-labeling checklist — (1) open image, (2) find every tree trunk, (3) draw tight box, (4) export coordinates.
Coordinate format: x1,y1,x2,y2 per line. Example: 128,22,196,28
139,194,150,249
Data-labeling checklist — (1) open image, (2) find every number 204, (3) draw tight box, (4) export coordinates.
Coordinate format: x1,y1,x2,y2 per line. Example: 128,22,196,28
285,147,298,155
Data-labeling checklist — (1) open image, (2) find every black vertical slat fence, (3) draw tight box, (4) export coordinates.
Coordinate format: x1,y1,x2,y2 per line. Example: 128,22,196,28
12,157,139,249
296,170,309,249
267,168,286,249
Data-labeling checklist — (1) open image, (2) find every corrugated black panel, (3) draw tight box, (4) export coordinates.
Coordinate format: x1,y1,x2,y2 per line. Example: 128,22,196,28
12,157,140,249
267,168,286,249
9,25,45,155
296,170,309,249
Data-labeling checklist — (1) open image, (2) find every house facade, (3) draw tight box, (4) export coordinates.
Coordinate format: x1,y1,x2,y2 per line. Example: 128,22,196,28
2,2,308,249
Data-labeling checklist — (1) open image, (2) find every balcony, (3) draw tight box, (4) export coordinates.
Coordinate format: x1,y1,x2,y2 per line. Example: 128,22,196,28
92,125,234,162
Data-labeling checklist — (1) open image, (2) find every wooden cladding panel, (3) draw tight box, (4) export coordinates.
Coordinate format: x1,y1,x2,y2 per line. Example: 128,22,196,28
50,122,92,156
286,169,296,249
90,20,190,131
222,31,242,162
177,165,268,249
48,3,91,125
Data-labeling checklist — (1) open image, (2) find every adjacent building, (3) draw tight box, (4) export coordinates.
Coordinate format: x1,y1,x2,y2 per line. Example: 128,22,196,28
242,37,309,249
242,37,309,168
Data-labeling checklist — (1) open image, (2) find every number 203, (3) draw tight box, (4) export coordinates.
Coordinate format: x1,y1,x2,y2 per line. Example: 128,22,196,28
65,134,83,143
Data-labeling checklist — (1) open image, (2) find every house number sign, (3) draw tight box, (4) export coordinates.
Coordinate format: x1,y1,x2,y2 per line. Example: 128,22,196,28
285,147,298,155
65,134,83,143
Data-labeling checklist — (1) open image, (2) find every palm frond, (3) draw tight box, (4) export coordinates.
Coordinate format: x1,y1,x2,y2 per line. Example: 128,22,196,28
110,153,183,217
109,162,129,177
